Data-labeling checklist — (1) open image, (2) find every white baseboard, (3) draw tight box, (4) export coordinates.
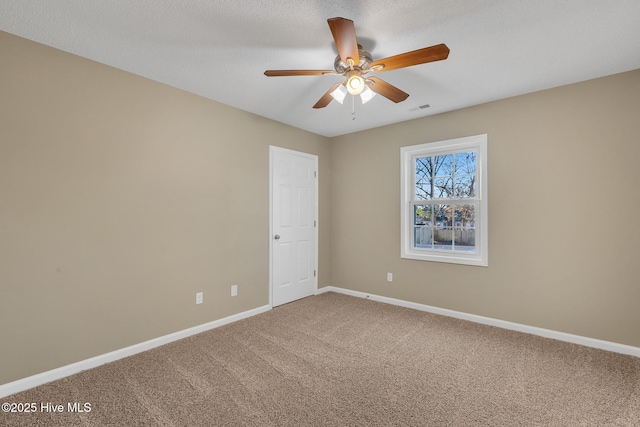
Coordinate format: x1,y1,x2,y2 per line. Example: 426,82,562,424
317,286,640,358
0,304,271,399
5,288,638,399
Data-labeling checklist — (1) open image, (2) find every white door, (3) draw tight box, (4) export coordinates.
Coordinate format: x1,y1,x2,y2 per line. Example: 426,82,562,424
270,146,317,307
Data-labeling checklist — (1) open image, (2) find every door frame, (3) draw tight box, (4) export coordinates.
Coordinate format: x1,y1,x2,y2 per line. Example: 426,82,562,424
269,146,319,308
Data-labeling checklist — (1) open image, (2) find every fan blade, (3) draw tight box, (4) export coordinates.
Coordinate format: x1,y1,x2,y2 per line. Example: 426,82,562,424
264,70,335,77
328,17,359,66
370,44,449,72
366,77,409,103
313,82,342,109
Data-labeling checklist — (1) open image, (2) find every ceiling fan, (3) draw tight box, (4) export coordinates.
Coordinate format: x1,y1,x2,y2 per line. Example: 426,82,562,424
264,17,450,109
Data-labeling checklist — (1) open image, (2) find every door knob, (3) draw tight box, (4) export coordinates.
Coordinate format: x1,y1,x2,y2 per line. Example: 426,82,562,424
274,235,280,240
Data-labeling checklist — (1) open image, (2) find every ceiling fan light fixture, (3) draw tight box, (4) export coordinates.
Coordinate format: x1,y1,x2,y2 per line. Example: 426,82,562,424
346,71,365,95
264,18,450,109
360,85,376,104
330,84,347,104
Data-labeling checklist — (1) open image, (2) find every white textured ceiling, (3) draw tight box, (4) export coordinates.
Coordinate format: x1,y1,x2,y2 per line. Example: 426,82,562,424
2,1,640,137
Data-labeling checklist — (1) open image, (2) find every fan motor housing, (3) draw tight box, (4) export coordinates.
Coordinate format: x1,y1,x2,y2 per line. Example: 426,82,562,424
334,45,373,73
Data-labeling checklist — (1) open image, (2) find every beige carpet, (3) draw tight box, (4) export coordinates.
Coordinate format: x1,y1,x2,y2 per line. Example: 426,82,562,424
2,292,639,426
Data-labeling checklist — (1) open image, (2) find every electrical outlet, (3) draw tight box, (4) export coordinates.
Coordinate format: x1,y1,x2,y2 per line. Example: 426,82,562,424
387,272,393,282
231,284,238,297
196,292,203,304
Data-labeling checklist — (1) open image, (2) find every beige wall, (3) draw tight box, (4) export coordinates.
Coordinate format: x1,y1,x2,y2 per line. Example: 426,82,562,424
330,69,640,348
2,29,639,386
0,32,331,384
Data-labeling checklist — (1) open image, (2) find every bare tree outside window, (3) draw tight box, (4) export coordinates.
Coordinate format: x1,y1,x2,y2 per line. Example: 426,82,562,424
414,151,477,251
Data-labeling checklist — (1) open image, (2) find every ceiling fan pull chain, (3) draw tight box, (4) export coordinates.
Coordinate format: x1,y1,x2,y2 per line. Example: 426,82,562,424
352,95,356,120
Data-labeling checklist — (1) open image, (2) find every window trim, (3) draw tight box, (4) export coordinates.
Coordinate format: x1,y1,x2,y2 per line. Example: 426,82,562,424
400,134,488,266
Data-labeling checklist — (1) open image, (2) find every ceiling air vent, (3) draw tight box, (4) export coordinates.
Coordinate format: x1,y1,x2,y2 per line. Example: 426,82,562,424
409,104,430,112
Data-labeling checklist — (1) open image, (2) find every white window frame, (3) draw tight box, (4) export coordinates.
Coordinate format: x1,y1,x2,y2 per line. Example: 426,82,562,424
400,134,488,266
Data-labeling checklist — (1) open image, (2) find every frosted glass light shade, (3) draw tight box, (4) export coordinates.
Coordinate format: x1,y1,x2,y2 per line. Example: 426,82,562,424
330,84,347,104
360,85,376,104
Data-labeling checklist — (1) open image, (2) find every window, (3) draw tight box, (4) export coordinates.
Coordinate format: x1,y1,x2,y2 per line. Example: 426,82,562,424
401,134,487,266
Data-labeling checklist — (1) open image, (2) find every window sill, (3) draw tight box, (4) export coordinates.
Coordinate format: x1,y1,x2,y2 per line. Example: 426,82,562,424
401,249,488,267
